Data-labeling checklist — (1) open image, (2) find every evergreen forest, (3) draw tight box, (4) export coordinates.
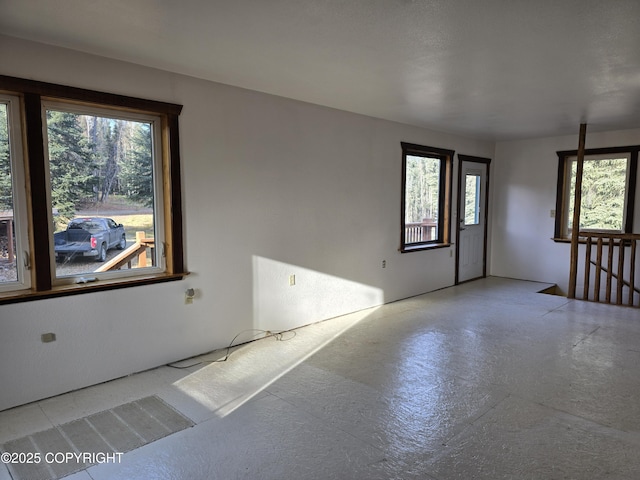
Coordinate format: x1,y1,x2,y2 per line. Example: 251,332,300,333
405,155,441,224
568,157,628,231
0,106,154,224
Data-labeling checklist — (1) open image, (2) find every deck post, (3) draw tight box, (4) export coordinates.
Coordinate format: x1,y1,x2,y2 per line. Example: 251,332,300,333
6,220,14,264
136,231,147,268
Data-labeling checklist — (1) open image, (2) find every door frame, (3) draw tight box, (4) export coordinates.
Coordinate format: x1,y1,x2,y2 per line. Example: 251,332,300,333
455,154,492,285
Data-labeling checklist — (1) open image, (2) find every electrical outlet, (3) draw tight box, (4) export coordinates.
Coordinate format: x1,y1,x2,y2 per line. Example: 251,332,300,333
41,333,56,343
289,274,296,286
185,288,195,304
382,260,386,268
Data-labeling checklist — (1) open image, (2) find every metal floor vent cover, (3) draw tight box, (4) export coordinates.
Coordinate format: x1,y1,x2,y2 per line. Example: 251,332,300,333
1,395,194,480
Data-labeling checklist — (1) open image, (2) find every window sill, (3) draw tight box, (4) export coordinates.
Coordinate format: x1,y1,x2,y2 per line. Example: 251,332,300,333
0,272,189,306
401,242,452,253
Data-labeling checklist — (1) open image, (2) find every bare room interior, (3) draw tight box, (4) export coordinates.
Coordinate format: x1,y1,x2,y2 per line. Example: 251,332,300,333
1,1,640,479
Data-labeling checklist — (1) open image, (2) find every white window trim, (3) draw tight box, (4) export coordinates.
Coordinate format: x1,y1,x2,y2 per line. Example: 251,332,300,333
42,101,167,286
0,94,30,293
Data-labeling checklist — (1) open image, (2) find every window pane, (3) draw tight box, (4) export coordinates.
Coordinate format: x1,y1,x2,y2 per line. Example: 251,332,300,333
0,103,18,285
46,108,161,280
567,156,628,232
464,173,481,225
0,96,29,291
404,155,440,243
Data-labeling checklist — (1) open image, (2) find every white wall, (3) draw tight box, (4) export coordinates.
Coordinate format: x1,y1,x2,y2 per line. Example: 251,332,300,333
0,36,493,410
491,128,640,293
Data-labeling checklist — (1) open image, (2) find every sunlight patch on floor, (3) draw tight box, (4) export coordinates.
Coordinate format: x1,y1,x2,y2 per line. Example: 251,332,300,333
172,307,379,418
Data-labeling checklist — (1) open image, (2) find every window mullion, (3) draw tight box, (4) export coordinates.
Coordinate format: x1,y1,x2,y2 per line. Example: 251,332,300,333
23,93,52,291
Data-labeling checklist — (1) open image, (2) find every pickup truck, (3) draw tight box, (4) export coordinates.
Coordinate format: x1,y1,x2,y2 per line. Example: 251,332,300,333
54,217,126,262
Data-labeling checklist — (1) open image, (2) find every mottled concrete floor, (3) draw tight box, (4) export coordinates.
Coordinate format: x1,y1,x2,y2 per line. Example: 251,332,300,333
2,276,640,479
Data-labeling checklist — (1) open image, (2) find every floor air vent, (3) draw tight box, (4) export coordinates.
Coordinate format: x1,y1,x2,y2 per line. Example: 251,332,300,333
1,395,193,480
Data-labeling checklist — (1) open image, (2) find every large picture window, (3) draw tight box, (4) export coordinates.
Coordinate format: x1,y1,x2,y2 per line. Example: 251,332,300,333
401,142,454,252
555,146,639,240
45,103,165,283
0,75,185,303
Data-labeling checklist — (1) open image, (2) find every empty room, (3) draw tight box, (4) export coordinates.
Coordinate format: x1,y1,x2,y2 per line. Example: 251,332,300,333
1,1,640,479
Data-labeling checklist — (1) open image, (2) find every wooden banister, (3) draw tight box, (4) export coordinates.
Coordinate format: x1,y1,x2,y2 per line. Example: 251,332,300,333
94,231,154,273
580,231,640,307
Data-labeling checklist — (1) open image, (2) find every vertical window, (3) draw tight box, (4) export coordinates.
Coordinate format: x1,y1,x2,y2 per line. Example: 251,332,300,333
0,95,30,292
555,147,638,239
464,172,481,226
401,142,453,251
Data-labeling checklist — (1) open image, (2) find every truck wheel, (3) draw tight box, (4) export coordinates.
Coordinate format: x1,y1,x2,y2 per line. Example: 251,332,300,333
117,234,126,250
97,243,107,262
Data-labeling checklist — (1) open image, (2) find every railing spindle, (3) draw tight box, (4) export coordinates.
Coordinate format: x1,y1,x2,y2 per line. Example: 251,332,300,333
630,239,637,306
617,239,625,305
584,236,591,301
594,238,603,302
606,237,614,303
405,220,437,244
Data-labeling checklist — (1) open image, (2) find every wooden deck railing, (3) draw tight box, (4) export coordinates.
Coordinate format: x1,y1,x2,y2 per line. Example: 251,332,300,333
405,220,437,243
579,232,640,307
94,231,154,272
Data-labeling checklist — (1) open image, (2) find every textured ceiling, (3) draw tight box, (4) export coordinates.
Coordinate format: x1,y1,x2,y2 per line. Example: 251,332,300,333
2,0,640,140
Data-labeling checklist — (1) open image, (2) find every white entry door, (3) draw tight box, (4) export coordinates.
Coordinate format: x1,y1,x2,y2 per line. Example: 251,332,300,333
457,157,489,283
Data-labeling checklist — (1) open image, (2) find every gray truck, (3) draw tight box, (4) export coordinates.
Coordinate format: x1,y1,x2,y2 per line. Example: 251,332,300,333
54,217,126,262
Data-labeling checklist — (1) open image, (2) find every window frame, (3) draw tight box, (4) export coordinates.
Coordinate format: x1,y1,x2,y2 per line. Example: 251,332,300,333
400,142,454,253
0,74,186,304
554,145,639,241
0,93,31,293
43,100,168,285
463,170,482,226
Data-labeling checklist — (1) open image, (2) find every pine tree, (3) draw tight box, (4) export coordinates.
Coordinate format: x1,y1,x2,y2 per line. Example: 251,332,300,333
46,110,97,221
97,119,121,203
405,155,440,223
119,122,154,207
569,157,627,231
